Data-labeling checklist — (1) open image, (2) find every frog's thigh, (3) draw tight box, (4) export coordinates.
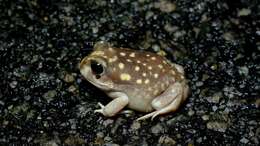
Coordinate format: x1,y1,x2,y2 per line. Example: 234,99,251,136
137,82,183,121
102,92,129,117
151,82,182,110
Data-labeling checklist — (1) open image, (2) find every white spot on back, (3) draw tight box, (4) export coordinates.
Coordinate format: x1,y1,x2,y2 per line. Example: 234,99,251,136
120,52,126,56
151,57,156,60
154,73,159,78
126,59,132,62
158,64,163,69
135,66,140,71
136,79,142,84
144,79,150,84
108,56,118,63
118,63,125,69
120,73,131,81
129,53,135,57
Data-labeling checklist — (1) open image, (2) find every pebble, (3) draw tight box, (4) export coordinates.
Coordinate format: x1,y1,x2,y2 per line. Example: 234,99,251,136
43,90,57,102
237,8,251,16
68,85,77,93
64,73,75,83
151,123,164,134
9,81,18,88
201,115,209,121
158,135,176,146
207,92,222,103
240,137,249,144
238,66,249,76
154,1,176,13
130,121,141,130
206,121,228,132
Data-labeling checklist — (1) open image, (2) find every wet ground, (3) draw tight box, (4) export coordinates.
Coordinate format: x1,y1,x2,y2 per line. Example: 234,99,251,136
0,0,259,145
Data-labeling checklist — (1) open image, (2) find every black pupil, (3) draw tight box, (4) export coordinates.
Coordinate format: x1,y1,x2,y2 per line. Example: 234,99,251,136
90,60,104,76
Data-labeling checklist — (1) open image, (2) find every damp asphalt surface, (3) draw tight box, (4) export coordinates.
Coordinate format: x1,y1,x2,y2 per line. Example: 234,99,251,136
0,0,259,145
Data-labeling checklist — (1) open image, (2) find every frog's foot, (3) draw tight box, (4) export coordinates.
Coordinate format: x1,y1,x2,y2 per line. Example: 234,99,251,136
94,92,129,117
94,102,106,114
136,111,158,121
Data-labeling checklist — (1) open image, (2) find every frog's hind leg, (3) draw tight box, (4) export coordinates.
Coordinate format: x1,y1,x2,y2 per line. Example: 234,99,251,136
136,82,184,121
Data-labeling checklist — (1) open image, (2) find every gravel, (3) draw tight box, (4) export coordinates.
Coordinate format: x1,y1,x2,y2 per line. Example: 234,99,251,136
0,0,259,145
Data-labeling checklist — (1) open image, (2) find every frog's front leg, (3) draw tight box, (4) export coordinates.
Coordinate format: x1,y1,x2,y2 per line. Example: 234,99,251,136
137,82,187,121
95,92,129,117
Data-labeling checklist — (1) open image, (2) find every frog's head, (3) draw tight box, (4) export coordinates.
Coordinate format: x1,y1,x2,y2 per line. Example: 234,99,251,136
80,42,115,91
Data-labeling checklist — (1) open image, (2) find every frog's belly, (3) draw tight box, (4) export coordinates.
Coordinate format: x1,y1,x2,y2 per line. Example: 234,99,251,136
127,96,154,112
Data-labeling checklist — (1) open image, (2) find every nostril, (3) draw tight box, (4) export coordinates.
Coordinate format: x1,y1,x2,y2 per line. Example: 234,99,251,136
95,75,101,79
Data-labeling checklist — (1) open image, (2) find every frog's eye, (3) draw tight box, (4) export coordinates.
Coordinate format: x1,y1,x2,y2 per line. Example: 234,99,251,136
90,60,104,79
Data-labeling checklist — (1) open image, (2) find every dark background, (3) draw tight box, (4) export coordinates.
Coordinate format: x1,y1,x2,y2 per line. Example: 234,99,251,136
0,0,259,145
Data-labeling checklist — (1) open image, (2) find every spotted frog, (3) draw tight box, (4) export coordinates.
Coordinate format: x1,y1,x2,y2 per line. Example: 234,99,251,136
80,42,189,120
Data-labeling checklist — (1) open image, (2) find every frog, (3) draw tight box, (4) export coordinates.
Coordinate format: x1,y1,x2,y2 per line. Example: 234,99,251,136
80,41,189,121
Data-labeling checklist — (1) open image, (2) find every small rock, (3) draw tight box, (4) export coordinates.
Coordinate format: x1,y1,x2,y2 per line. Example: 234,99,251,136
202,74,209,81
207,92,222,103
64,135,85,145
206,121,228,132
152,44,160,52
195,81,203,87
240,137,249,144
188,109,195,116
68,85,77,93
9,81,18,88
158,135,176,146
238,66,249,76
131,121,141,130
44,140,58,146
151,123,164,134
196,137,202,143
94,132,104,145
104,136,112,143
212,105,218,111
102,119,114,127
43,90,57,103
238,8,251,16
92,27,99,34
201,115,209,121
64,73,75,83
164,24,178,33
154,1,176,13
222,32,234,41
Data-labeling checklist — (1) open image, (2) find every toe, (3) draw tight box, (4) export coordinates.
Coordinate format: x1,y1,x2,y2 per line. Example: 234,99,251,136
151,112,160,121
94,109,103,114
97,102,105,108
136,111,157,121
